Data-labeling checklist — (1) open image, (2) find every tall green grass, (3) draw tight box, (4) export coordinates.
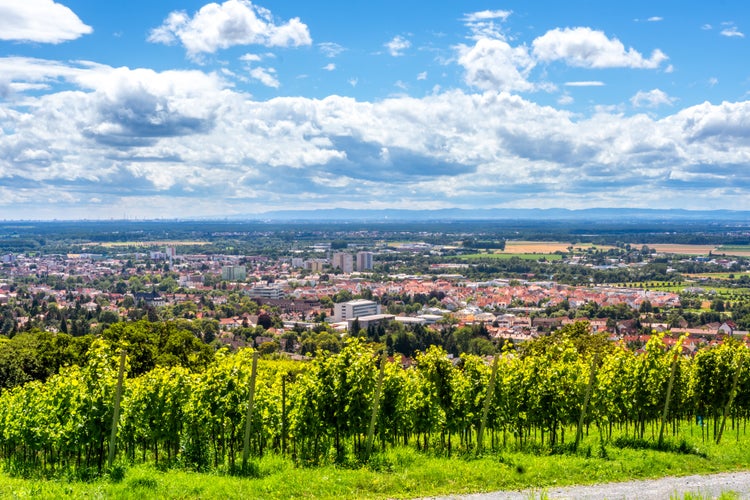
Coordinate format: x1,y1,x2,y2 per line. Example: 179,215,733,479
1,431,748,499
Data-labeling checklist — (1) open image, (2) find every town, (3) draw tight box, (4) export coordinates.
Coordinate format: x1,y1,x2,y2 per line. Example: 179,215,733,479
2,219,750,370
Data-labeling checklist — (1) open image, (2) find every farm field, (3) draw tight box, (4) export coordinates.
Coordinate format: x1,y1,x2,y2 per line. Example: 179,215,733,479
94,240,210,248
460,241,612,260
716,245,750,257
685,272,750,280
504,241,612,253
460,252,563,261
647,244,718,255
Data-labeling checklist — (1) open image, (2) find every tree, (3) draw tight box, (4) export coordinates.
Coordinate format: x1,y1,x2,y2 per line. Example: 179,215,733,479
257,313,273,329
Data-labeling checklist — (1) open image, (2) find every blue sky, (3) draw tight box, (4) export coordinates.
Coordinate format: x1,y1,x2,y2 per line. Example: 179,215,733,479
1,0,749,219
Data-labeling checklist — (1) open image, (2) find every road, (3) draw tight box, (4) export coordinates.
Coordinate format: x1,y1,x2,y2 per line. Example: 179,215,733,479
432,471,750,499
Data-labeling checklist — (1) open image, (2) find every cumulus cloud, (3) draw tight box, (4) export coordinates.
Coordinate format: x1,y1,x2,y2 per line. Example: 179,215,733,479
648,16,663,22
385,35,411,56
0,0,92,43
322,63,336,71
417,72,427,80
456,38,536,92
721,26,744,38
630,89,676,108
148,0,311,57
5,57,750,216
532,27,668,69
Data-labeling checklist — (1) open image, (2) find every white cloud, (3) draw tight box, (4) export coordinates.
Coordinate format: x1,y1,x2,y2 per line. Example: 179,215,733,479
565,81,605,87
348,78,358,87
417,72,427,81
720,26,744,38
0,0,92,43
532,27,668,69
249,67,279,87
7,57,750,216
456,38,536,92
463,10,512,23
148,0,311,58
557,94,573,105
647,16,663,22
709,77,719,86
630,88,676,108
385,35,411,57
702,24,713,30
318,42,345,58
240,53,262,62
463,9,512,40
322,63,336,71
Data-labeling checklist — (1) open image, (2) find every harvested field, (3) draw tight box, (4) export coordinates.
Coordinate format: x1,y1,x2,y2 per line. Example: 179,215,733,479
647,244,718,255
95,240,209,248
503,241,612,253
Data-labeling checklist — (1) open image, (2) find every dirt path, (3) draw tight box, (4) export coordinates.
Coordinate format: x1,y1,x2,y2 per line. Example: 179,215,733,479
432,471,750,499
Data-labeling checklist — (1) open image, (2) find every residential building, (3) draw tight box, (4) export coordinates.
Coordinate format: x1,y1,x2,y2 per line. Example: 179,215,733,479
332,252,354,273
305,259,327,273
356,251,374,271
221,265,246,281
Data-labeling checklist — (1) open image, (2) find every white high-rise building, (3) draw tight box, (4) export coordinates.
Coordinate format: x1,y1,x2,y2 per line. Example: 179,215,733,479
356,251,373,271
333,299,380,322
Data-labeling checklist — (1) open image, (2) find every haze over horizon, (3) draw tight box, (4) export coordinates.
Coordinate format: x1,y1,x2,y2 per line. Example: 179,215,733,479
1,0,749,220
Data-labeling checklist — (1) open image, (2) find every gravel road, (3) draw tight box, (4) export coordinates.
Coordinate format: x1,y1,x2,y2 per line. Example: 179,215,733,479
432,471,750,499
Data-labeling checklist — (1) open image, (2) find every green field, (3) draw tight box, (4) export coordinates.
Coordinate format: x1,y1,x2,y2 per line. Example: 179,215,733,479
716,245,750,256
460,252,564,261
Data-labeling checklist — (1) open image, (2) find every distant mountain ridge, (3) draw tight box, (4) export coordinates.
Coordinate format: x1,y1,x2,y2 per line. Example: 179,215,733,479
252,207,750,222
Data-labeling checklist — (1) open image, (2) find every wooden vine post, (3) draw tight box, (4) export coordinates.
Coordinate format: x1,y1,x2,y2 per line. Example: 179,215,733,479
716,354,742,445
107,350,127,469
658,349,680,447
242,350,259,471
365,350,388,461
477,354,500,454
574,354,599,451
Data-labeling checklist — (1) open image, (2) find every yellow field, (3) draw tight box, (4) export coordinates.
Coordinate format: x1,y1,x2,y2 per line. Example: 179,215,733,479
502,241,614,253
95,240,209,248
646,244,718,255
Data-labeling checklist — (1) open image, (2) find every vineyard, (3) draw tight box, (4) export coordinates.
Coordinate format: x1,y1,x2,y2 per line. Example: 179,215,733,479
0,323,748,479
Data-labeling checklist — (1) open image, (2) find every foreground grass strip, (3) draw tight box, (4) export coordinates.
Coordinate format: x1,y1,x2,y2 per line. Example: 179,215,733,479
0,441,748,500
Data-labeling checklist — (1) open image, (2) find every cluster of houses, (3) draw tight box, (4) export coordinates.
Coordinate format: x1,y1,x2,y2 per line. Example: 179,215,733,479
1,249,749,354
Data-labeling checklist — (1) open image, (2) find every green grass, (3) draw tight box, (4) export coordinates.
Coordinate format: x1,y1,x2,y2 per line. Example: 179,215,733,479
460,252,564,261
2,430,749,499
674,493,739,500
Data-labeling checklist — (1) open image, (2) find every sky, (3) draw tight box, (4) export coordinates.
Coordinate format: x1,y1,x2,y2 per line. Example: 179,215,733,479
1,0,750,219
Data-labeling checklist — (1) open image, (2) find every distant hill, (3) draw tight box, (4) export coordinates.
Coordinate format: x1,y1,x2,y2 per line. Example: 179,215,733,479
250,207,750,222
